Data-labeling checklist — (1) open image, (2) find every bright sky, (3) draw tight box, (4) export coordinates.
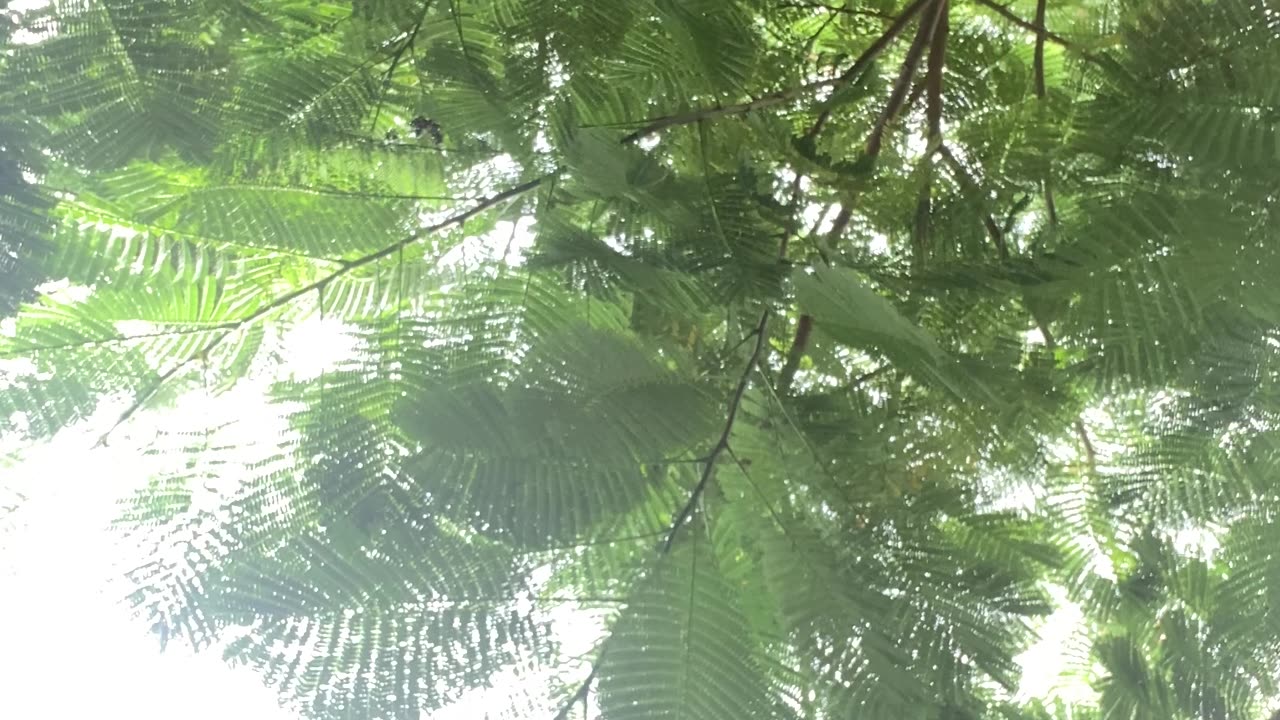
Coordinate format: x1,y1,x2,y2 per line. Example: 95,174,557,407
0,422,296,720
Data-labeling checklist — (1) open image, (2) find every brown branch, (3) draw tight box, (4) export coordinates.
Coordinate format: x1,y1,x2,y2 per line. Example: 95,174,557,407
829,0,935,88
1032,0,1048,97
625,0,933,145
780,1,897,20
865,0,946,159
661,309,771,554
914,0,948,268
970,0,1076,49
1028,0,1060,227
94,174,550,447
925,0,948,140
937,144,1007,259
1074,418,1098,474
777,314,814,396
621,86,826,145
801,0,934,142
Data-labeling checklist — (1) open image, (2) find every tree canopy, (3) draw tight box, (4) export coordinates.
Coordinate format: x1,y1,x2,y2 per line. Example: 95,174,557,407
2,0,1280,718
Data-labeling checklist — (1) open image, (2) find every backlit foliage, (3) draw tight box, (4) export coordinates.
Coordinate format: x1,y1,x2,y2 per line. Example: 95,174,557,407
2,0,1279,718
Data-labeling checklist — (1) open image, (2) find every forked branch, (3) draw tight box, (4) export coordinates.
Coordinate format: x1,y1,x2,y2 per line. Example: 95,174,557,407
802,0,935,142
623,0,933,145
970,0,1078,50
866,0,947,159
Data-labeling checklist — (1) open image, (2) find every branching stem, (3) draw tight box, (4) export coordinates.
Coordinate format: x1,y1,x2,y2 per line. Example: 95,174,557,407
94,175,550,446
622,0,933,144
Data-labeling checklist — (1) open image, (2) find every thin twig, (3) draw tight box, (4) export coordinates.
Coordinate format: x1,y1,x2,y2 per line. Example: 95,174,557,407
368,1,434,132
937,144,1007,259
623,0,932,145
970,0,1077,49
778,174,815,397
801,0,934,143
1074,418,1098,474
1032,317,1097,475
552,662,600,720
866,0,946,159
780,1,896,20
726,445,789,531
661,310,771,554
94,174,551,447
2,323,241,358
621,85,828,145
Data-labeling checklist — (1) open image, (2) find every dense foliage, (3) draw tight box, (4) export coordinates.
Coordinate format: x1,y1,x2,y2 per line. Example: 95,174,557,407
2,0,1279,717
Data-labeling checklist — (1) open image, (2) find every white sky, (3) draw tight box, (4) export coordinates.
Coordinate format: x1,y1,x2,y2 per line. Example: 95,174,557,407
0,424,296,720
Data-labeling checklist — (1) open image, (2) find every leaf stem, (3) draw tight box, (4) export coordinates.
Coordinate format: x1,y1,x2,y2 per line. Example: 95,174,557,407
94,174,550,446
661,309,771,554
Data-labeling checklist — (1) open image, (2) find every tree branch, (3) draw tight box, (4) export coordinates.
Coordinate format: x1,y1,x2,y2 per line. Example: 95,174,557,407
866,0,946,159
368,1,434,132
621,87,826,145
937,144,1007,259
623,0,933,145
1032,0,1048,97
777,314,814,396
552,662,600,720
925,0,948,140
94,174,550,446
801,0,934,142
661,309,771,554
970,0,1076,49
1029,0,1060,225
1031,316,1096,475
780,1,896,20
914,0,948,267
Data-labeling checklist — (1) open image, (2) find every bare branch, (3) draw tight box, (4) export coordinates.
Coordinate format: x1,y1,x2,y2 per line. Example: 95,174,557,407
1032,0,1049,97
621,85,828,145
1031,317,1096,475
1028,0,1061,225
925,0,948,140
914,0,949,267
